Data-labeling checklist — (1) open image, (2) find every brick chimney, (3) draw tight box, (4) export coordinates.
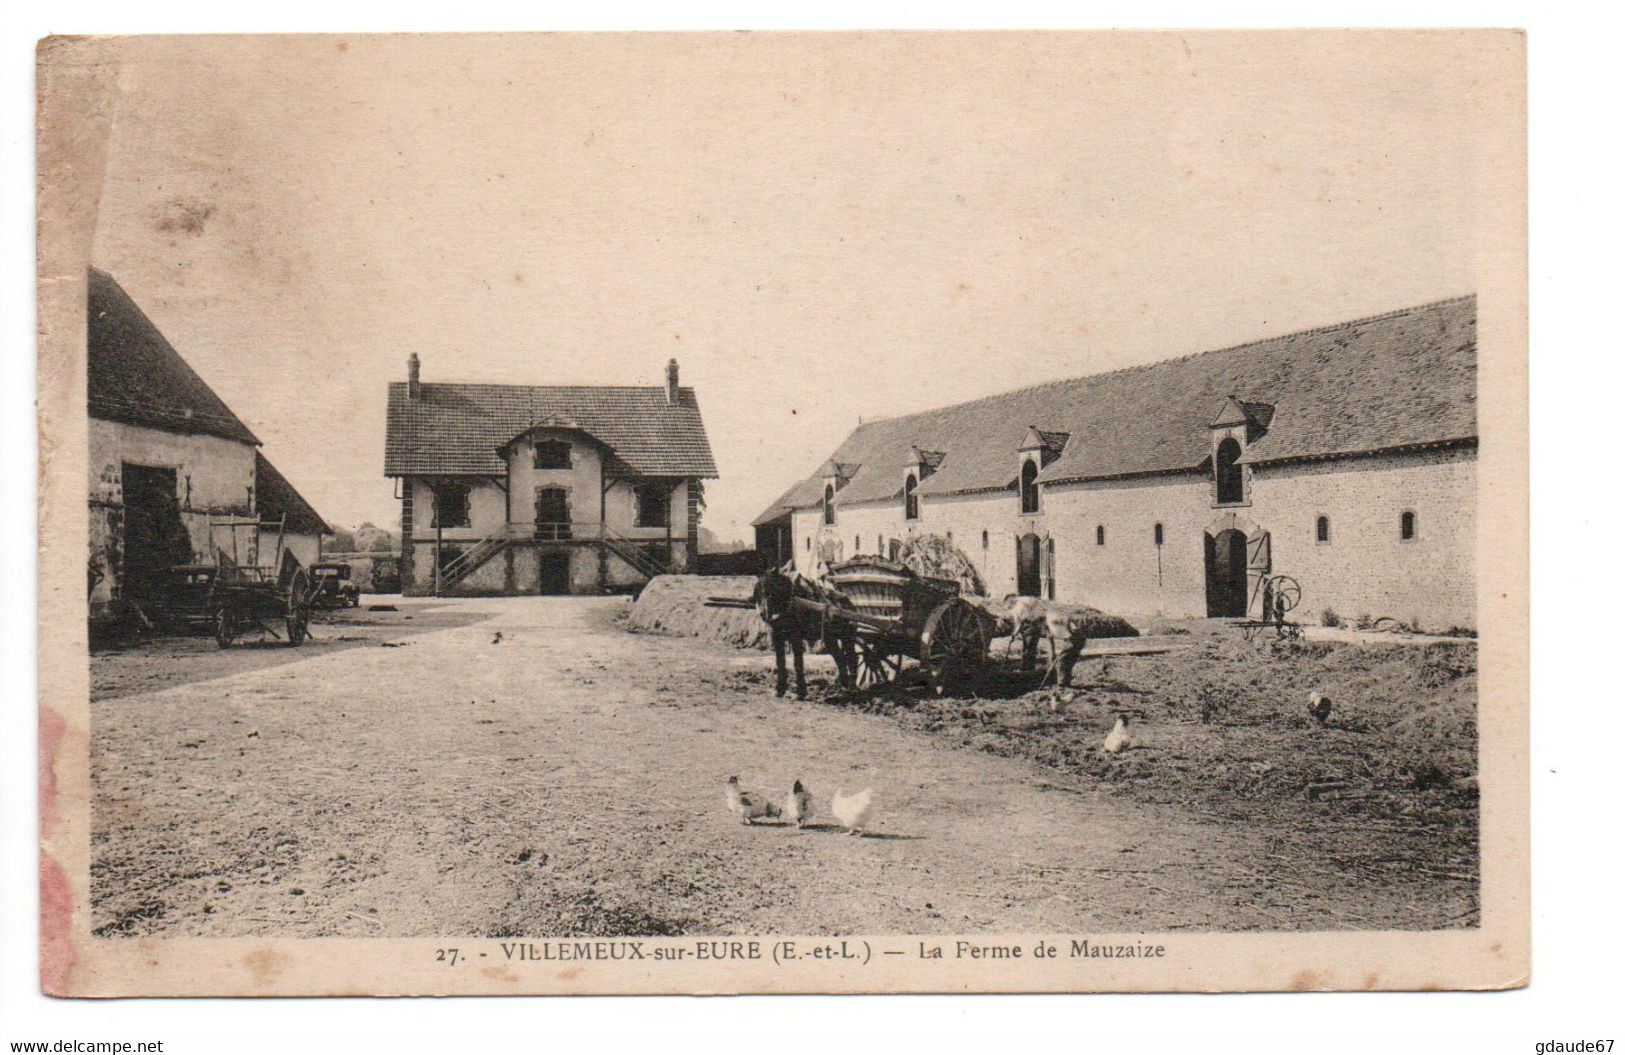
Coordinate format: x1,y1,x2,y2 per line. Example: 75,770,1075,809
665,358,679,404
408,353,421,400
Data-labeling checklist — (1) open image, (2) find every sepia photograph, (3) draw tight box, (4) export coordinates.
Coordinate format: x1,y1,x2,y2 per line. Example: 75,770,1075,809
34,28,1528,996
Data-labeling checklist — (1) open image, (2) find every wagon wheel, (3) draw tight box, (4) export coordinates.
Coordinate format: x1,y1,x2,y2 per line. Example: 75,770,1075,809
855,638,893,688
285,570,310,647
1267,575,1302,615
213,606,237,649
922,599,990,698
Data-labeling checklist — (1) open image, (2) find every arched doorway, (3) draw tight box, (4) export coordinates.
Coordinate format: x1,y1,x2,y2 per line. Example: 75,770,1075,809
1204,528,1248,616
1016,533,1042,597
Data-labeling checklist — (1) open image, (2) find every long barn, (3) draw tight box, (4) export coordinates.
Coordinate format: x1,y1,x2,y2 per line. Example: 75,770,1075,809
753,296,1477,632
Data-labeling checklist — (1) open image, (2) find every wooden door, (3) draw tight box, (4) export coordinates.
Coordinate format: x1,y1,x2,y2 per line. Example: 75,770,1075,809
1016,533,1042,597
538,552,571,594
1246,529,1272,615
1205,529,1248,617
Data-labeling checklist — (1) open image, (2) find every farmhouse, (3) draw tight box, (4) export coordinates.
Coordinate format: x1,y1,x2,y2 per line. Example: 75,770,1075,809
755,296,1477,631
87,268,332,626
383,357,718,595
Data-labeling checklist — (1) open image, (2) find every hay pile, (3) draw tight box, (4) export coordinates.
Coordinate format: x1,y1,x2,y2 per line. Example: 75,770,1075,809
625,575,769,650
1047,605,1140,640
965,596,1140,640
897,534,987,597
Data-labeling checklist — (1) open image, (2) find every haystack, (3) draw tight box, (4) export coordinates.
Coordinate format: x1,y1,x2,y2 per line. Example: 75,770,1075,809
896,534,987,597
625,575,769,650
964,595,1140,640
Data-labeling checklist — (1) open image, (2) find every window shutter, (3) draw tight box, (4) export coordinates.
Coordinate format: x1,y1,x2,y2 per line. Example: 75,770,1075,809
1246,529,1271,573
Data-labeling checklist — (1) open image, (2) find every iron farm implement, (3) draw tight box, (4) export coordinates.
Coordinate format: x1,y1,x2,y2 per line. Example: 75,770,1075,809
1239,573,1305,641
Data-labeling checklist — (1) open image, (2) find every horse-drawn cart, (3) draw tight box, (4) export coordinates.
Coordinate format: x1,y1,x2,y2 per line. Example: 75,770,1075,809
210,551,312,648
710,556,998,697
819,557,995,695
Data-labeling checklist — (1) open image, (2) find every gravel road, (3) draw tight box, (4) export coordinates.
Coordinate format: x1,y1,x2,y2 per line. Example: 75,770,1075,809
91,596,1468,937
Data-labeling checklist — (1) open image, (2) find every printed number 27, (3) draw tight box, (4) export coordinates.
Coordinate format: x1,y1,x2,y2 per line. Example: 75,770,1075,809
437,948,460,966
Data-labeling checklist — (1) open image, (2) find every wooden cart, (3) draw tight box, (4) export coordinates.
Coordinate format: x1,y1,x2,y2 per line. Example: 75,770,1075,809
801,556,996,696
210,549,311,648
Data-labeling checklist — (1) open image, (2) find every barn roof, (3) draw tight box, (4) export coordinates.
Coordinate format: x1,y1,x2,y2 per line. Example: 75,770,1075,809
87,268,261,446
255,452,331,536
384,381,718,478
755,295,1476,519
750,479,804,527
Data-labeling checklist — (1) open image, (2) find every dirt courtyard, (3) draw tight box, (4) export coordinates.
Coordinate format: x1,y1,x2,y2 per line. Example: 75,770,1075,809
90,595,1477,938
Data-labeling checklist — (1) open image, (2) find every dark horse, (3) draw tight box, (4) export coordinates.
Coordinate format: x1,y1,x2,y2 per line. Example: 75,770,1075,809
750,566,858,699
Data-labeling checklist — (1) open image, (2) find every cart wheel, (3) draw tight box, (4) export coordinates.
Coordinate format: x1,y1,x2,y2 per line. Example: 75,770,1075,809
286,570,309,647
856,639,892,688
214,608,236,648
922,599,990,697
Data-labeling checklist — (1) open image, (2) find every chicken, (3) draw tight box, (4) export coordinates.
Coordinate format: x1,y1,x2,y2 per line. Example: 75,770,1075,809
1102,715,1132,754
831,787,875,835
785,779,813,829
1307,692,1332,725
725,776,780,825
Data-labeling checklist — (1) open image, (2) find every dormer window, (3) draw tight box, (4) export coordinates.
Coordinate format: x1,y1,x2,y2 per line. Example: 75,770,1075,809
534,439,572,470
819,460,856,527
1214,437,1244,504
1015,426,1065,515
901,447,942,521
1208,396,1269,507
1019,460,1040,514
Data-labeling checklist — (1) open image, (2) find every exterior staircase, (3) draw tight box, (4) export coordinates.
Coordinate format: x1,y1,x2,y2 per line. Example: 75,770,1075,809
437,532,509,591
433,525,676,593
599,528,674,580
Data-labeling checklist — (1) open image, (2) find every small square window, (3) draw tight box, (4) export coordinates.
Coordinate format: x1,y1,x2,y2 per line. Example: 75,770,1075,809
534,440,572,470
431,482,471,528
634,485,671,529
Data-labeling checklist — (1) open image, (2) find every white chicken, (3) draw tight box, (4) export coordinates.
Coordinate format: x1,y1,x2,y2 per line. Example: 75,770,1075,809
725,776,780,825
785,779,813,829
1102,715,1132,754
831,787,875,835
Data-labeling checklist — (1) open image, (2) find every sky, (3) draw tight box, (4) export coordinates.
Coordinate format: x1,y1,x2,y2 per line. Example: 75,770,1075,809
88,31,1494,543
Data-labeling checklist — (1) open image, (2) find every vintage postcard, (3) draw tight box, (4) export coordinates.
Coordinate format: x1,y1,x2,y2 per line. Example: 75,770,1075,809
37,30,1527,995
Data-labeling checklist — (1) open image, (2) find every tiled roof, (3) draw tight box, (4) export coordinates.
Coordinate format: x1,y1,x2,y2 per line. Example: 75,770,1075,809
256,452,331,536
384,381,718,478
87,268,260,446
755,296,1476,520
751,479,803,527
